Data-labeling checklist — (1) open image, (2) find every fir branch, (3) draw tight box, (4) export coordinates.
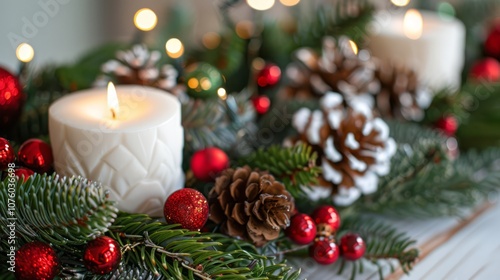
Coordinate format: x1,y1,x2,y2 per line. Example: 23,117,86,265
0,174,118,254
339,216,419,277
239,144,321,198
106,212,299,279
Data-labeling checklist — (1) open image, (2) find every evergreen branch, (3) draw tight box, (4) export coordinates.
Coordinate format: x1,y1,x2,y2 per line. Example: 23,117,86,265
0,174,118,253
239,144,321,198
339,216,419,277
107,212,300,279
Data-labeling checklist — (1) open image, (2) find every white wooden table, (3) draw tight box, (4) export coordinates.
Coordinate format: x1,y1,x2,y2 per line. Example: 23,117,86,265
293,201,500,280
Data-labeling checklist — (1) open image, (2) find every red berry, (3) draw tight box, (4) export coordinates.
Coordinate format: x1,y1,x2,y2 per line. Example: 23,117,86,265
190,147,229,182
435,115,458,136
309,239,339,265
256,63,281,88
312,205,341,233
252,95,271,115
285,214,317,245
470,58,500,82
340,233,366,261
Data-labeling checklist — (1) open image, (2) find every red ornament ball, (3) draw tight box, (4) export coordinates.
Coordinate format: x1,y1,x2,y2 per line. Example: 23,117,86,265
164,188,209,231
285,213,317,245
309,238,339,265
18,139,53,174
252,95,271,115
14,167,35,182
83,236,122,275
190,147,229,182
256,63,281,88
485,24,500,59
0,67,24,128
435,115,458,136
0,137,15,170
470,58,500,82
15,241,60,280
312,205,341,233
340,233,366,261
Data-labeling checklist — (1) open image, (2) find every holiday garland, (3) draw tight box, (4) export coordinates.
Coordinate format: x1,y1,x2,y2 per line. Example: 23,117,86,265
1,0,500,279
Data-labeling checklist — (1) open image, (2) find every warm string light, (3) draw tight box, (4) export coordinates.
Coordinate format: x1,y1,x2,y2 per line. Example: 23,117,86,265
403,9,423,40
16,43,34,63
280,0,300,7
165,38,184,59
391,0,410,7
134,8,158,31
202,32,221,50
107,82,119,119
235,21,255,39
246,0,275,11
217,88,227,100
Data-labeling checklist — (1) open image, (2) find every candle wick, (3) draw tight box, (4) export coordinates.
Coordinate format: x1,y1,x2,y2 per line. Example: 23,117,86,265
111,109,116,120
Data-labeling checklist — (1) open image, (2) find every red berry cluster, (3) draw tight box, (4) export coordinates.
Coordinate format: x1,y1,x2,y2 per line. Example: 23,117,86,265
285,205,366,265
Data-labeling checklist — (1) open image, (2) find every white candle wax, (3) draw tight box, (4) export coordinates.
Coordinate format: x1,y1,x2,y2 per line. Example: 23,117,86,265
368,11,465,90
49,85,184,217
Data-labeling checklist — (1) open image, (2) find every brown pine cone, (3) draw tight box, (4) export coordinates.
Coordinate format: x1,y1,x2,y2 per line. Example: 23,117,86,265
208,166,295,247
290,92,396,206
374,59,431,121
280,36,380,102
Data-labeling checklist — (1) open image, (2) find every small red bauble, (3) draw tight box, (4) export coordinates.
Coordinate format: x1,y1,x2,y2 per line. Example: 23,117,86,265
470,58,500,82
252,95,271,115
312,205,341,233
0,67,24,128
15,241,60,280
190,147,229,182
435,115,458,136
485,24,500,59
340,233,366,261
83,236,122,275
256,63,281,88
14,167,35,182
0,137,15,170
164,188,209,231
18,139,54,174
309,238,339,265
285,213,317,245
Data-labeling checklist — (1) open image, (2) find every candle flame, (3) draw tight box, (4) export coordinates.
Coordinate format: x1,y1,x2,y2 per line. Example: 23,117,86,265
403,9,423,40
107,82,119,119
348,40,358,55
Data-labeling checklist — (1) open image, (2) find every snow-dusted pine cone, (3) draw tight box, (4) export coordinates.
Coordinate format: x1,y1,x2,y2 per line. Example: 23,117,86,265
290,92,396,206
374,59,431,121
280,36,380,103
95,45,184,96
208,166,295,247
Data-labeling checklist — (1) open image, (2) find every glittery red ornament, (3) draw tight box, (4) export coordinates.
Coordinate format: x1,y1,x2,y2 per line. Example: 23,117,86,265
14,167,35,182
285,213,317,245
256,63,281,88
83,236,121,275
18,139,53,174
339,233,366,261
309,238,339,265
485,24,500,59
190,147,229,182
0,137,15,170
470,58,500,82
15,241,60,280
164,188,209,231
435,115,458,136
0,67,24,128
252,95,271,115
312,205,341,234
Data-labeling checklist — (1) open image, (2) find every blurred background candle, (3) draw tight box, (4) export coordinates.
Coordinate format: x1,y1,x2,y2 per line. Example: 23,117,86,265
49,85,184,217
368,9,466,90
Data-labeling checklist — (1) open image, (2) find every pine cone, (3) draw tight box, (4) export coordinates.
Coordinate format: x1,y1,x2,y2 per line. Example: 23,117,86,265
374,59,431,121
281,36,380,103
208,166,295,247
291,92,396,206
95,45,185,97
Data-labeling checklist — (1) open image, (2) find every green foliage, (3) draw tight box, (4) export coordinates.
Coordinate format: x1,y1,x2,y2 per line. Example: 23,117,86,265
0,174,118,255
339,216,418,278
239,144,321,198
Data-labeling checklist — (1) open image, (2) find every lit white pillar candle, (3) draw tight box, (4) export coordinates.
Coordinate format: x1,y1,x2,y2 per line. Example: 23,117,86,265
49,84,184,217
368,10,465,90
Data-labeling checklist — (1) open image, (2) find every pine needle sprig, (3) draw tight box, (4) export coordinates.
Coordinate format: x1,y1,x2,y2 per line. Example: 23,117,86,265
0,174,118,252
239,144,321,198
107,212,300,279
